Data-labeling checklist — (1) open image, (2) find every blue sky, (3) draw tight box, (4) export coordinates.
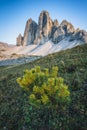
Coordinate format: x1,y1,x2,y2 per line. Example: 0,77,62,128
0,0,87,44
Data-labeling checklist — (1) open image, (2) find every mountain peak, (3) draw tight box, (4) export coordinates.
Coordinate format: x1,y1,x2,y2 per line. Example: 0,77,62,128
53,19,59,27
40,10,50,15
16,11,87,46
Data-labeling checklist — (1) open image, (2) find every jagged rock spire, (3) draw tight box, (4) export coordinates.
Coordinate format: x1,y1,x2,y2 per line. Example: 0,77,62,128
23,18,38,45
16,10,87,46
16,34,23,46
60,20,74,33
38,10,53,37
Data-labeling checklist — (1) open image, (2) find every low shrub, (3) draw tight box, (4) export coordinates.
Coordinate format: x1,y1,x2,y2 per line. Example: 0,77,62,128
17,66,70,129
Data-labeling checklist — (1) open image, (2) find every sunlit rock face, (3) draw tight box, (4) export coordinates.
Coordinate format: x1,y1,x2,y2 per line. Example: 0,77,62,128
60,20,75,34
23,19,38,45
16,10,87,46
34,11,53,44
51,20,74,43
38,11,53,37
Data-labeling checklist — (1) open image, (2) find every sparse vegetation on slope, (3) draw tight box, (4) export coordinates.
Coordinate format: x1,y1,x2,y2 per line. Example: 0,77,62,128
0,44,87,130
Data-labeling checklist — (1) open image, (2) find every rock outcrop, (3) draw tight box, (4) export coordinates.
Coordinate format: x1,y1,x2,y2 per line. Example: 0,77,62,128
51,19,59,38
23,19,38,45
52,26,65,43
35,11,53,44
16,10,87,46
38,11,53,37
60,20,75,34
69,30,87,43
16,34,23,46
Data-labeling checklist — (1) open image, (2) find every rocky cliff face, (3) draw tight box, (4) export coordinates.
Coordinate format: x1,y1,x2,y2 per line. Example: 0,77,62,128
34,11,53,44
16,10,87,46
23,19,37,45
38,11,53,37
16,34,23,46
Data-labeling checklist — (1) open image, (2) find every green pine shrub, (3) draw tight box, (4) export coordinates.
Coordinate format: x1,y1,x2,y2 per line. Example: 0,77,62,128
17,66,70,129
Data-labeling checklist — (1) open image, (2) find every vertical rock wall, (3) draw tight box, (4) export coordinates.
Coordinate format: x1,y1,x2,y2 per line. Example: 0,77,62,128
16,11,87,46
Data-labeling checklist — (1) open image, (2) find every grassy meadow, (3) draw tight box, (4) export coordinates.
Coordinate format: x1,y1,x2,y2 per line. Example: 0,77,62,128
0,44,87,130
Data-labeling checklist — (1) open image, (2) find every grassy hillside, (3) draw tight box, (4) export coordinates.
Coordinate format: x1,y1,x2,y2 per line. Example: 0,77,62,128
0,44,87,130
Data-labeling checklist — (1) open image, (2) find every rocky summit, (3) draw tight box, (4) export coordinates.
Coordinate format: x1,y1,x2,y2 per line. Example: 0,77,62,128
17,10,87,46
1,10,87,62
